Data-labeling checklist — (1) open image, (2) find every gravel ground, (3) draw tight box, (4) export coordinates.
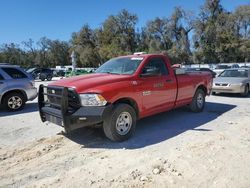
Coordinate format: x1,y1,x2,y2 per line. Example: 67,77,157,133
0,80,250,188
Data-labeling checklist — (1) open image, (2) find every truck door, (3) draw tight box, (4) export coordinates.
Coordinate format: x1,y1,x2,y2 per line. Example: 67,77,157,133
136,58,177,114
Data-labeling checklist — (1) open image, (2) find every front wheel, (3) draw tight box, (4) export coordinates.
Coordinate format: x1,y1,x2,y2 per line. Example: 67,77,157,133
190,89,205,113
103,104,136,142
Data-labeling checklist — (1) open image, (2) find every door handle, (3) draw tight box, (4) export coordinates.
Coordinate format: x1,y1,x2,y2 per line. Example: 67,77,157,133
166,79,173,83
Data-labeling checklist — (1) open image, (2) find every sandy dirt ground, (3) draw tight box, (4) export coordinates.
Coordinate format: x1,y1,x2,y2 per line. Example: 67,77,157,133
0,80,250,188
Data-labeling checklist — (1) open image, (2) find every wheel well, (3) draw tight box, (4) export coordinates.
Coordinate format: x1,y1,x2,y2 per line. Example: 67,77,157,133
113,98,139,118
197,85,207,94
1,90,27,104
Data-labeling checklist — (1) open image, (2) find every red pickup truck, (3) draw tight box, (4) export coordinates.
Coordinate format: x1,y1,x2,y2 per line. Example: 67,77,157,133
38,53,212,141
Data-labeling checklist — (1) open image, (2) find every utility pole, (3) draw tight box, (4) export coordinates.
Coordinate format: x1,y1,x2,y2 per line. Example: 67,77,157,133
71,50,76,75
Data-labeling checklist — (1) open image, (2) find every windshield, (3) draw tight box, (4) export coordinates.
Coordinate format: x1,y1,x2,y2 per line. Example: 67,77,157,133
95,57,143,75
219,69,248,78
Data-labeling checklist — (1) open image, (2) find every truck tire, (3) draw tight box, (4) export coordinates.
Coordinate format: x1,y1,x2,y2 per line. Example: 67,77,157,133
2,92,26,111
39,73,47,81
103,104,136,142
47,75,52,81
40,75,46,81
240,84,249,97
190,89,205,113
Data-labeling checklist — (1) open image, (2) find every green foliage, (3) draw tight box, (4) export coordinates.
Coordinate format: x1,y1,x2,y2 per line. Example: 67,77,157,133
97,9,138,62
0,3,249,67
47,40,70,67
0,39,71,68
193,1,249,64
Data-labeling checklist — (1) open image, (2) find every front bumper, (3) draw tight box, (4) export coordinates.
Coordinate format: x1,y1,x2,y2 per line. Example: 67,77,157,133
38,85,112,133
212,84,245,94
40,105,112,132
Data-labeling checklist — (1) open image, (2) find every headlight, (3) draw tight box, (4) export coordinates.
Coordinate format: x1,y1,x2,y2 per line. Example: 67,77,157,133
79,94,107,106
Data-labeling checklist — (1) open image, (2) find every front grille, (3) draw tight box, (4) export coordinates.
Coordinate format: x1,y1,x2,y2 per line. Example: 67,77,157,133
68,90,81,113
43,86,80,114
215,83,228,86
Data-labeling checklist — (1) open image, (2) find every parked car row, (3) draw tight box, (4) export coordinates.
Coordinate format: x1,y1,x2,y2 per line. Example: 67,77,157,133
26,68,54,81
53,68,96,77
185,68,217,78
0,64,97,111
184,65,250,96
185,63,249,78
65,69,89,77
0,61,249,112
213,64,250,75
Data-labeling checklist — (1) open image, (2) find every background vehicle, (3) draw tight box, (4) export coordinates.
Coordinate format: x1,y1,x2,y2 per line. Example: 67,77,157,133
27,68,53,81
0,64,37,111
38,53,212,141
213,64,230,76
65,69,89,77
230,64,240,69
212,68,250,96
241,65,250,68
213,64,240,76
186,67,216,78
54,69,66,77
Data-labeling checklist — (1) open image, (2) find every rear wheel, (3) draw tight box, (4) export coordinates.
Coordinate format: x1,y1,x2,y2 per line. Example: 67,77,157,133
241,85,249,97
190,89,205,112
3,92,26,111
103,104,136,142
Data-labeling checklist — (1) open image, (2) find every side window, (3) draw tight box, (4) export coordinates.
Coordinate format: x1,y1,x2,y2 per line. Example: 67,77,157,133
2,68,28,79
142,58,169,76
0,73,4,80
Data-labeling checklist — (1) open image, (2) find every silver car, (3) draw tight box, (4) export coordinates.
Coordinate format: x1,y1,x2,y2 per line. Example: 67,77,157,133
212,68,250,97
0,64,37,111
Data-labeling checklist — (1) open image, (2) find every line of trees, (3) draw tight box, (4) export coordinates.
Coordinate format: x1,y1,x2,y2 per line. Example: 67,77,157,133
0,0,249,68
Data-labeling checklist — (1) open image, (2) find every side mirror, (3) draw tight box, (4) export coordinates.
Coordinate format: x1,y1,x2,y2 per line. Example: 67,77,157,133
174,68,186,75
140,68,159,77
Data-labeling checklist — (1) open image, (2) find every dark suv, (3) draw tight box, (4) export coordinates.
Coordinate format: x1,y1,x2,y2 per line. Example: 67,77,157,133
0,64,37,111
27,68,53,81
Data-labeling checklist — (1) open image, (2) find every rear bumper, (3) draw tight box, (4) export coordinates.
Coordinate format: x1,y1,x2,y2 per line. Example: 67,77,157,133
212,85,245,93
38,85,112,132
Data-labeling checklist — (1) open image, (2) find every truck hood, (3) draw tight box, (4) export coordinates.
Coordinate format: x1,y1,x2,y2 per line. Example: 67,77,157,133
214,77,247,84
49,73,131,93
